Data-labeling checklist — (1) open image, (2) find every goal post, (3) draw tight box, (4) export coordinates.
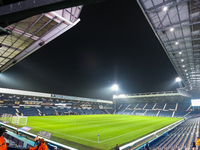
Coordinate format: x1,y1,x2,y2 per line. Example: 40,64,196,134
11,116,28,125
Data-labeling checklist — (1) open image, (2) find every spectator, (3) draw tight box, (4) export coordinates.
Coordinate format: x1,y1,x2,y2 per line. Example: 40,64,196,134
0,127,7,150
29,139,48,150
114,144,119,150
195,137,200,149
193,141,196,149
34,136,39,146
145,142,149,150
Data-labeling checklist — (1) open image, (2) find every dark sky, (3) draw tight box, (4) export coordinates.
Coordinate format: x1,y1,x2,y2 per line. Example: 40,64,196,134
0,0,179,100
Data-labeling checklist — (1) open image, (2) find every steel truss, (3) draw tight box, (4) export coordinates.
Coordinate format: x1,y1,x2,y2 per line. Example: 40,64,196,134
137,0,200,95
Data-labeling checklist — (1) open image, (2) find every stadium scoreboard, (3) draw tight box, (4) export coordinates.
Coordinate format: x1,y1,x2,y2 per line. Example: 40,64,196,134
191,99,200,106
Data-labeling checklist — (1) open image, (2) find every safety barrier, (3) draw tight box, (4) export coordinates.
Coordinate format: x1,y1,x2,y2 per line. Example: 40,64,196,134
0,123,77,150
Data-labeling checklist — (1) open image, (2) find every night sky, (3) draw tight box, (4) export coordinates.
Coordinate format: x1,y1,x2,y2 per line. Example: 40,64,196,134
0,0,180,100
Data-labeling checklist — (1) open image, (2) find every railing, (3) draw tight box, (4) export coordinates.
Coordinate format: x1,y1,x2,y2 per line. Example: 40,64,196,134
0,123,77,150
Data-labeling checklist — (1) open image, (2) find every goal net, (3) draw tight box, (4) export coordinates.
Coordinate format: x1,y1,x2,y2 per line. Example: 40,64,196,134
1,113,12,122
11,116,28,125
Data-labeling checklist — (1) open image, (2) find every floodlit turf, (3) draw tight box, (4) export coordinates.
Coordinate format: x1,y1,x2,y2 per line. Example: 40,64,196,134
27,115,181,149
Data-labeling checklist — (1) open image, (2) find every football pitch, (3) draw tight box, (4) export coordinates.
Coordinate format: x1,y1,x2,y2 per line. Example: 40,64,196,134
27,115,181,149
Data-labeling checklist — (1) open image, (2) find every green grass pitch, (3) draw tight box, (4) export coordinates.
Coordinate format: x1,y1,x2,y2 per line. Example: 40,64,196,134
26,115,181,149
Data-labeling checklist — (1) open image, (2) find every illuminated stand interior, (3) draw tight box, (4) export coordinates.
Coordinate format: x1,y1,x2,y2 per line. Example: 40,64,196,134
0,6,83,73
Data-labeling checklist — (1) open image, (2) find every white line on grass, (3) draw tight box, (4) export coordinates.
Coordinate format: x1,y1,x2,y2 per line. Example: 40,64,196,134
98,119,176,143
29,118,176,144
29,125,98,143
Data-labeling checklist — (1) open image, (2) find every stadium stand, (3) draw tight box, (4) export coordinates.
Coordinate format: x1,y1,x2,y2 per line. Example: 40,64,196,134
154,102,165,110
145,110,158,116
138,117,200,150
174,111,189,118
177,103,191,111
133,110,146,115
145,103,154,109
114,100,194,118
165,103,176,110
127,103,138,109
0,91,114,117
104,109,114,114
2,88,200,150
0,95,196,119
158,111,173,117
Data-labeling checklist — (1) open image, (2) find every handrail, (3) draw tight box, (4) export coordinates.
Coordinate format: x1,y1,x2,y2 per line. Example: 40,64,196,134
0,123,77,150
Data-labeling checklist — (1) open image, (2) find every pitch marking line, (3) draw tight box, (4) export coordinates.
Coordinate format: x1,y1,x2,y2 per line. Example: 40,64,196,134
99,119,176,143
29,119,174,144
29,125,98,143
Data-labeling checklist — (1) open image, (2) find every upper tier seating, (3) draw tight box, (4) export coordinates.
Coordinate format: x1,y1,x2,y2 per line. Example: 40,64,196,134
154,102,165,110
115,102,194,118
165,103,176,110
135,103,146,109
145,103,155,109
128,103,138,109
177,103,191,111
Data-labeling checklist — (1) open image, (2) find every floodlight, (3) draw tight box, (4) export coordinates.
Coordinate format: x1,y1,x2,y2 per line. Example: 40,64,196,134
183,65,185,67
175,42,179,45
170,28,174,32
175,77,181,82
181,59,184,62
179,52,182,54
163,7,168,11
112,84,118,91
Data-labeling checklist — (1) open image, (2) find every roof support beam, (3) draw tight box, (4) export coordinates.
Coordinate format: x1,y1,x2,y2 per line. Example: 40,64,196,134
164,33,200,43
146,0,175,12
164,37,200,45
0,0,106,23
1,43,23,52
172,57,200,61
167,45,200,52
6,26,39,41
146,0,189,13
169,49,200,53
157,21,200,32
157,16,200,31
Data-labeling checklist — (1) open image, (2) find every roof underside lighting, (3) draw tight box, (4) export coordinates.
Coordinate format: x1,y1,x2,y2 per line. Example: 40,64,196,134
175,77,181,82
170,28,174,32
163,6,168,11
137,0,200,90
